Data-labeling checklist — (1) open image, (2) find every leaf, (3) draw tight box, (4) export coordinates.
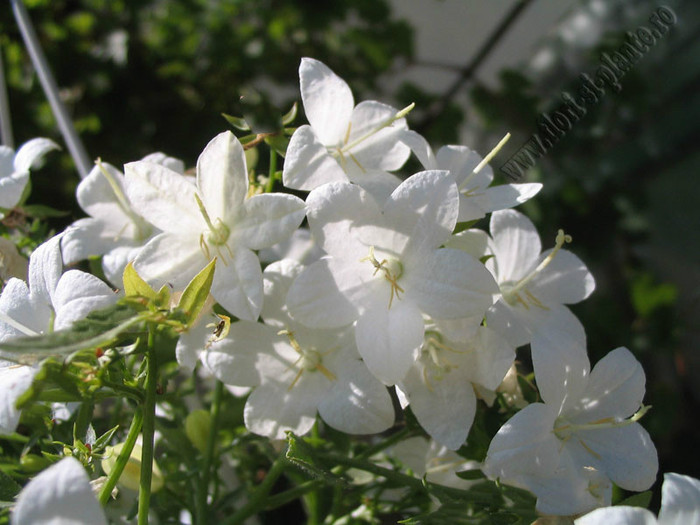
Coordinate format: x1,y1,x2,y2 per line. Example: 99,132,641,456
222,113,251,131
617,490,652,509
0,303,144,365
93,425,120,453
455,469,485,481
123,262,156,299
281,102,298,125
285,433,349,487
20,204,70,218
177,258,216,326
0,470,21,500
264,134,290,158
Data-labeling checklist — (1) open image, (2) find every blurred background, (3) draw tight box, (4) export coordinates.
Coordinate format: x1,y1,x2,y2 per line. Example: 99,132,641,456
1,0,698,511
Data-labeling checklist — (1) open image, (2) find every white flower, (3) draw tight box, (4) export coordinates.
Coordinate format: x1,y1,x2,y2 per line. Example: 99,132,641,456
201,259,395,439
0,235,117,433
11,457,107,525
62,153,183,288
483,324,658,516
0,138,58,214
287,170,498,385
485,209,595,348
397,323,514,450
400,130,542,222
124,131,306,320
575,472,700,525
282,57,411,201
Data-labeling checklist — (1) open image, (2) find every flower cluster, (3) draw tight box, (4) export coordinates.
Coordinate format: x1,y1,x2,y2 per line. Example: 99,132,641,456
0,57,687,523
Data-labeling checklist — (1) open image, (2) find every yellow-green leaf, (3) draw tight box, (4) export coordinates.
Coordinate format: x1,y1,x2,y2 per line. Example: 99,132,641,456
177,258,216,325
123,262,156,299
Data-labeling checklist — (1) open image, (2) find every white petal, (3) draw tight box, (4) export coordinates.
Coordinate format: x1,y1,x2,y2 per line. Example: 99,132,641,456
11,456,107,525
436,145,493,189
140,152,185,174
261,259,303,327
401,364,477,450
299,57,354,146
0,171,28,209
530,309,590,413
203,321,270,386
0,364,38,434
531,249,595,304
124,161,203,234
196,131,248,224
472,326,515,390
573,347,645,422
573,423,658,491
480,183,542,214
399,130,437,170
658,473,700,525
348,170,402,205
13,137,59,173
483,403,560,480
345,100,409,173
287,257,369,328
318,357,395,434
445,229,492,259
62,218,123,263
176,320,212,371
575,507,656,525
76,162,129,221
52,271,117,330
354,300,424,385
0,279,44,340
211,248,264,321
489,209,541,282
133,232,206,290
28,235,63,305
101,244,145,289
404,248,498,320
282,125,348,191
231,193,306,250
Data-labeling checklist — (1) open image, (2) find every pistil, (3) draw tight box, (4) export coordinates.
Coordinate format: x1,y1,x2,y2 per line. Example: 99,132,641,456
360,246,404,309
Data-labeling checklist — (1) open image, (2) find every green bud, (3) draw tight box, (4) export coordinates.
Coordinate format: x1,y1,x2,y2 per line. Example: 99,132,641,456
101,442,164,493
20,454,51,473
185,409,212,454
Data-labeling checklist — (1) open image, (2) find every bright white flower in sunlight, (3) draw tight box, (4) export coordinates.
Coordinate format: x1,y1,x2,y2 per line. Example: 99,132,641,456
287,170,498,386
11,456,107,525
483,323,658,516
282,57,411,202
0,234,117,433
575,472,700,525
0,138,59,214
397,322,514,450
400,130,542,222
62,153,183,288
485,209,595,348
199,259,395,439
124,130,306,321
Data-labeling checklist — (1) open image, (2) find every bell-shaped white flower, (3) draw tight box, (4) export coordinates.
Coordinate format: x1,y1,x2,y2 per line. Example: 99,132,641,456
62,153,183,287
0,235,117,433
483,324,658,516
400,130,542,222
575,472,700,525
283,57,411,201
0,138,58,214
11,457,107,525
200,259,395,439
287,170,498,386
397,322,514,450
124,131,306,320
485,209,595,348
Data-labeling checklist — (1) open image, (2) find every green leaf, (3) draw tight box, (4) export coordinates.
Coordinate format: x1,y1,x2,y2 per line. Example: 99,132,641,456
0,303,144,364
93,425,120,453
222,113,251,131
0,470,22,500
264,134,290,158
455,469,485,481
123,262,156,299
285,433,349,487
20,204,70,218
617,490,652,508
281,102,298,125
177,258,216,326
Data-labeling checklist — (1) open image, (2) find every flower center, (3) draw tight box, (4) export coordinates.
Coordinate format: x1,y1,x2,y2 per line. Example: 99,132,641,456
500,229,572,310
278,329,336,390
419,331,470,391
360,246,404,309
195,193,233,264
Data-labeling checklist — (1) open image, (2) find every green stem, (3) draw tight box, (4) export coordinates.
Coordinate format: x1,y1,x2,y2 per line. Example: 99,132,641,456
137,330,158,525
98,408,144,504
222,453,288,525
195,380,224,525
265,148,278,193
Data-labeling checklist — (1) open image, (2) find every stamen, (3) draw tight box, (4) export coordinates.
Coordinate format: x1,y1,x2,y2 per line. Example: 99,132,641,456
339,103,415,154
277,329,337,390
96,159,151,239
359,246,404,309
0,310,39,337
458,132,511,191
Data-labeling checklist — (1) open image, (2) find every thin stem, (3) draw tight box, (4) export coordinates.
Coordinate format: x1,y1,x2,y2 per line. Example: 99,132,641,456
195,380,224,525
265,148,278,193
137,330,158,525
222,452,288,525
98,408,144,504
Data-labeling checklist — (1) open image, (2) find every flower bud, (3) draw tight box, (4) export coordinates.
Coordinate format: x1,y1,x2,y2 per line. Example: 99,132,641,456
185,409,212,454
101,442,164,493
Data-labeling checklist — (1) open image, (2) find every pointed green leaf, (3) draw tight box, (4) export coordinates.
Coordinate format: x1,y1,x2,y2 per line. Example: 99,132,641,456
264,134,290,158
123,262,156,299
177,258,216,326
0,470,22,500
281,102,298,125
222,113,251,131
20,204,70,218
617,490,652,508
285,433,349,487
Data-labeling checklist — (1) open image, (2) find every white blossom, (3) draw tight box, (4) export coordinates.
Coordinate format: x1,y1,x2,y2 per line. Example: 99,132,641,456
0,138,58,214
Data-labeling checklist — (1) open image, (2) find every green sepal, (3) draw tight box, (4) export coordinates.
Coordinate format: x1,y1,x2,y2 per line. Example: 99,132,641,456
454,468,485,480
617,490,652,508
264,134,290,158
123,262,156,300
20,204,70,218
176,258,216,326
285,432,349,487
281,102,298,125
